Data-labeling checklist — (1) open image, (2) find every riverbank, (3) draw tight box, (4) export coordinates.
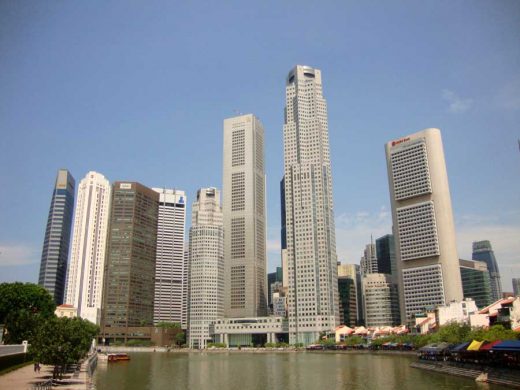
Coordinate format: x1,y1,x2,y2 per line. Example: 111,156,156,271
411,361,520,388
0,355,94,390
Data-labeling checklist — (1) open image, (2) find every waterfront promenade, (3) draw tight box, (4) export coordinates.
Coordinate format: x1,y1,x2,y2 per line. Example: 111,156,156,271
0,360,91,390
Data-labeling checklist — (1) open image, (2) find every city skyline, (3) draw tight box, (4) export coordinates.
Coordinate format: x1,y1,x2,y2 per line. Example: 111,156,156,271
1,1,519,290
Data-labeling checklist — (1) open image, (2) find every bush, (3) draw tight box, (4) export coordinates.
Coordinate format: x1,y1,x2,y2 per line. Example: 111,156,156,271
207,342,227,348
126,339,155,347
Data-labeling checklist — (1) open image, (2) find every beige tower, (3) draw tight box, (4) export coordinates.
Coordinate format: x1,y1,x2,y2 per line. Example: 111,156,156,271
283,65,339,345
223,114,267,318
385,128,463,320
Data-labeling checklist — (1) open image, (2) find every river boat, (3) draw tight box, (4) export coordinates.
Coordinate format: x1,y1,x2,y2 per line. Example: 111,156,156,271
107,353,131,362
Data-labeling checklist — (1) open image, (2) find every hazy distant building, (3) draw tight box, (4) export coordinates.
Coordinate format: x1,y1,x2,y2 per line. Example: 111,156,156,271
513,278,520,297
223,114,267,318
385,128,463,320
375,234,396,277
152,188,187,327
188,188,224,349
65,171,110,324
472,241,502,302
101,182,159,341
362,273,401,327
39,169,75,305
283,65,339,344
360,241,378,276
459,259,492,309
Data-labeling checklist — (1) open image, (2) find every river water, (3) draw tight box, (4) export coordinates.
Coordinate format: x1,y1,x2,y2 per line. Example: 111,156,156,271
93,351,508,390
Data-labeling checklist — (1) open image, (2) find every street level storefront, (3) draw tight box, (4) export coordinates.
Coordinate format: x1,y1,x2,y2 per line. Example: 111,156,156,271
212,317,288,347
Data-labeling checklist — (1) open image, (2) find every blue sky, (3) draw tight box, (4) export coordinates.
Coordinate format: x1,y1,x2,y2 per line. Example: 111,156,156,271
1,1,519,290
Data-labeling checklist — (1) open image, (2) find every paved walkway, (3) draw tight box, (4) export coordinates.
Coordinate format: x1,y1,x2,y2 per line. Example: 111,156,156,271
0,361,91,390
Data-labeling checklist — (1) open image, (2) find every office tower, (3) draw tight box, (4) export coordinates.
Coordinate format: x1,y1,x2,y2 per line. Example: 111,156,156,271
459,259,492,309
188,188,224,349
338,263,363,325
152,188,187,327
385,128,463,320
39,169,75,304
267,267,284,309
513,278,520,297
280,178,289,289
362,273,401,327
375,234,396,277
65,172,110,324
283,65,339,345
472,241,502,302
101,182,159,340
360,241,378,276
223,114,267,318
338,276,358,327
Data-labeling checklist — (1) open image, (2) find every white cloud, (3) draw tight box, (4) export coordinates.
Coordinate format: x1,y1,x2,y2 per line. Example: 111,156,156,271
0,243,39,266
442,89,473,113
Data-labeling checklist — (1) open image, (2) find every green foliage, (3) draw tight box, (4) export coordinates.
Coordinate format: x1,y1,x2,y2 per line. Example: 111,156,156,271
0,283,56,344
207,342,227,348
156,322,181,330
466,325,519,342
29,316,98,374
265,342,276,348
343,335,364,346
293,343,304,348
431,322,471,344
125,339,155,347
174,331,186,346
318,338,336,346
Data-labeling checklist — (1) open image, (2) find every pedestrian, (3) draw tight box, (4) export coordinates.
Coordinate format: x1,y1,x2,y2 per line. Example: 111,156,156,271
34,362,38,372
37,363,41,373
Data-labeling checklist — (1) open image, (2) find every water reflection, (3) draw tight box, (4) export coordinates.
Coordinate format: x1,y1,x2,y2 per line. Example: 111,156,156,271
93,352,509,390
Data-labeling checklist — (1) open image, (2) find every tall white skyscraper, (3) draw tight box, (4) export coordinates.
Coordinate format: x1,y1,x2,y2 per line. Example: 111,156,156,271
385,128,463,320
152,188,187,327
188,188,224,349
223,114,267,318
283,65,339,345
65,171,110,324
360,241,378,276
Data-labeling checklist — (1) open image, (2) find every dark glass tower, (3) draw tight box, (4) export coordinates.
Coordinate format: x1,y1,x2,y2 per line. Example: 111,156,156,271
472,241,502,302
459,259,492,309
101,182,159,342
375,234,396,276
38,169,75,305
338,277,357,327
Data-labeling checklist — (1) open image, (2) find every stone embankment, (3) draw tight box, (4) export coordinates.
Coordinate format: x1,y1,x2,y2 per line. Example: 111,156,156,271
411,361,520,388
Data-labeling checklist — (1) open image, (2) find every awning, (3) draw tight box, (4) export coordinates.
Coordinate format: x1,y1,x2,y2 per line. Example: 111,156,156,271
478,340,501,351
491,340,520,352
450,341,471,352
467,340,485,351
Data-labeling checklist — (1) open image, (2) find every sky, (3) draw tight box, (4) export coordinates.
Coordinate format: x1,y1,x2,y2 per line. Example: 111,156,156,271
1,1,519,291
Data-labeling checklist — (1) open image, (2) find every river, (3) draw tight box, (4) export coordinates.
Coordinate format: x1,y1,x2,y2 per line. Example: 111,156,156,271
93,351,509,389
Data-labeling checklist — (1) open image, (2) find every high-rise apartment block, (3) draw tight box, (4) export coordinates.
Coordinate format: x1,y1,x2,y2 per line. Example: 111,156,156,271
459,259,492,309
362,273,401,327
283,65,339,344
101,182,159,341
188,188,224,349
65,171,111,324
386,128,463,320
472,240,502,302
223,114,267,318
39,169,75,304
152,188,187,327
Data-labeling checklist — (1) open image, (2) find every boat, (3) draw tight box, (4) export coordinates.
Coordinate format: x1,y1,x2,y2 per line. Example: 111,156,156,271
107,353,131,362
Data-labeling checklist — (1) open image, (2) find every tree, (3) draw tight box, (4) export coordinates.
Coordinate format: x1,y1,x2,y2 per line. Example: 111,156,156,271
30,317,98,379
0,283,56,343
467,325,519,342
174,331,185,347
156,322,181,330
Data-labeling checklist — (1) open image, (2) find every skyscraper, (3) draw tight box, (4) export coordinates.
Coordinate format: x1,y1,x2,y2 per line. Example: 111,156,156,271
362,273,401,327
385,128,463,320
223,114,267,318
65,171,111,324
513,278,520,297
472,240,502,302
188,188,224,349
459,259,492,309
337,263,363,325
360,241,378,276
152,188,187,327
101,182,159,342
375,234,397,277
283,65,339,344
39,169,75,304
